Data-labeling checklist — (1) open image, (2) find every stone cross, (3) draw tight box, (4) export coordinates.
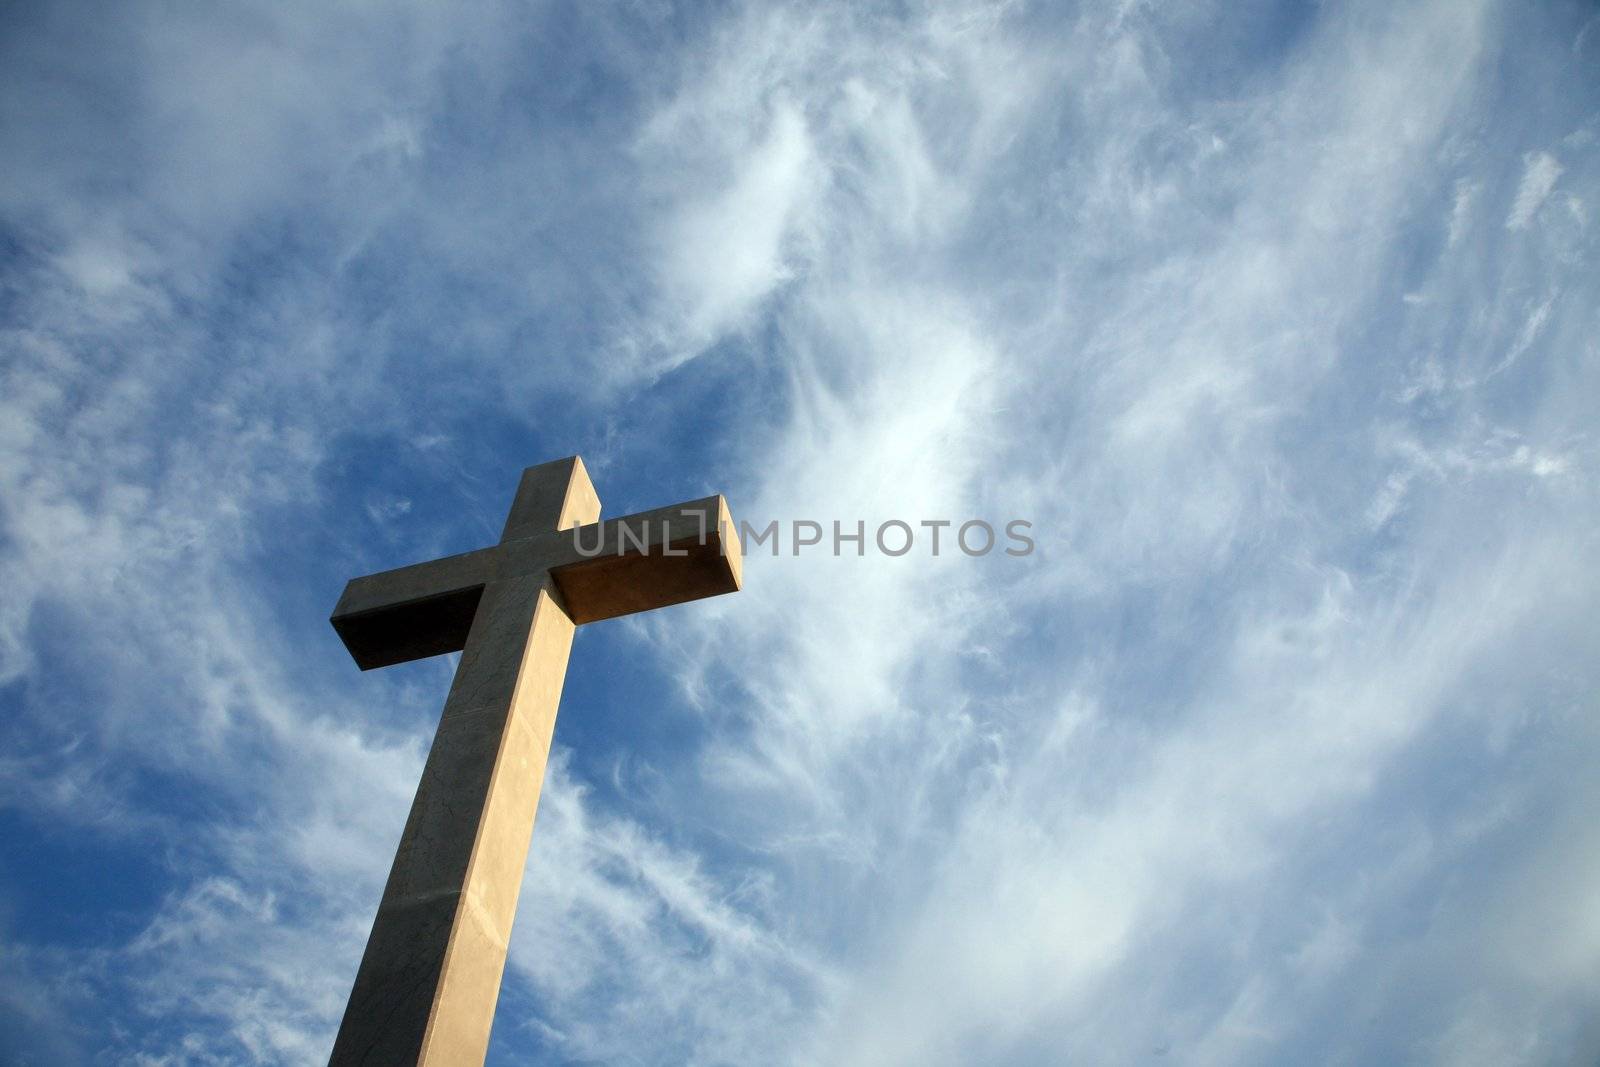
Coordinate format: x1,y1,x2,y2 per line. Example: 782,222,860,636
326,456,741,1065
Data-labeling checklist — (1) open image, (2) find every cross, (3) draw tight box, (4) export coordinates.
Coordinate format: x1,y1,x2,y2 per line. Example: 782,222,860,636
325,456,741,1065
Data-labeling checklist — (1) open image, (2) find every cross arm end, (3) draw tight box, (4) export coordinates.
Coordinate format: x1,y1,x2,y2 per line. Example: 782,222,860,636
551,494,742,625
329,546,497,670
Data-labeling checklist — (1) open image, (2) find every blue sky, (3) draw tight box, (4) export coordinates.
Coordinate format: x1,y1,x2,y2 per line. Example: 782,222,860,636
2,0,1598,1063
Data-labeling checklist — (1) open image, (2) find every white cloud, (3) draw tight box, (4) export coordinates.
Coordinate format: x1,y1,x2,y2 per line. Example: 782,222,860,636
1507,151,1564,230
658,100,817,356
1448,178,1478,246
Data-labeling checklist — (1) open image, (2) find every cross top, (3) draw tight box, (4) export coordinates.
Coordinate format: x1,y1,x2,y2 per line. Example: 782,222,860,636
327,456,741,1066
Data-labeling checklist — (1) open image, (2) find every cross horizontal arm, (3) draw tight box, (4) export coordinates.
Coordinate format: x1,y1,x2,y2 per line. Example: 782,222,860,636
330,495,741,670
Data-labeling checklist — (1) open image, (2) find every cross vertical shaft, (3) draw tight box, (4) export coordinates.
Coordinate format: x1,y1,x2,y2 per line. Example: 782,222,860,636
329,461,598,1065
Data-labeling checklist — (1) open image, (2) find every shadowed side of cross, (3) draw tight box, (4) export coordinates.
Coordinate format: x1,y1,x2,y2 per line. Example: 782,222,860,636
326,457,740,1066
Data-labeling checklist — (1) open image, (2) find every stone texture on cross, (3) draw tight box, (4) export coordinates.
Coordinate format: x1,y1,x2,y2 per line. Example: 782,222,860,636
326,456,740,1066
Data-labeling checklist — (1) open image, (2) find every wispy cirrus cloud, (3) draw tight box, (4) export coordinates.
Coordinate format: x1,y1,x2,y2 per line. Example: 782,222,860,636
1507,151,1564,230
